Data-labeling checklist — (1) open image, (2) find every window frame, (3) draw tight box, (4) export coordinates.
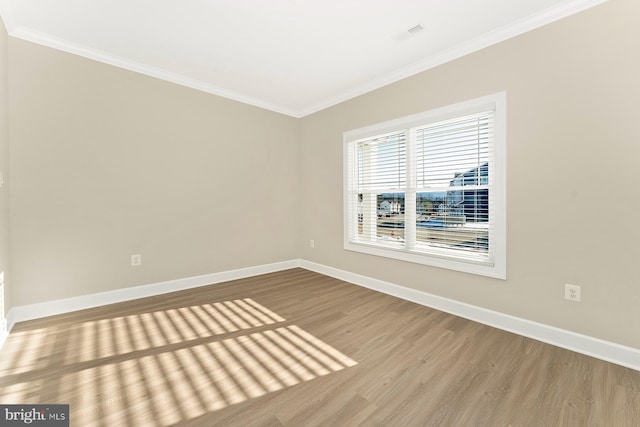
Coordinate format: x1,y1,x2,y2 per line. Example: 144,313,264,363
343,92,506,279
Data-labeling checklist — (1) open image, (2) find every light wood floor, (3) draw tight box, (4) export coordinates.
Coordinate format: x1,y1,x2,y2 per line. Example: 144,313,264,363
1,268,639,426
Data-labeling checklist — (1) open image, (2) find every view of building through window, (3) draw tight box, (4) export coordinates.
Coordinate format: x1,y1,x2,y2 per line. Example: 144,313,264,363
357,160,489,254
345,92,505,278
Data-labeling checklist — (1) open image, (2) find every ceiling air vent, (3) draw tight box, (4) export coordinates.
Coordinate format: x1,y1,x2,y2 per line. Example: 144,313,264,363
407,24,424,35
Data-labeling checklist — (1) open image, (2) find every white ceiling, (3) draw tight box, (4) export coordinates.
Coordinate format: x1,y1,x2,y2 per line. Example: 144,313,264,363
0,0,605,117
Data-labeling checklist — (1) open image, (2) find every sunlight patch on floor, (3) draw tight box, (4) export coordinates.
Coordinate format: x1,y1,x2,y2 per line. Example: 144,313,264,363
0,298,357,426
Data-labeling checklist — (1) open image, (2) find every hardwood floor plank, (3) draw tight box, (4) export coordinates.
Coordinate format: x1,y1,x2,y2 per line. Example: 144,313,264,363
1,268,639,426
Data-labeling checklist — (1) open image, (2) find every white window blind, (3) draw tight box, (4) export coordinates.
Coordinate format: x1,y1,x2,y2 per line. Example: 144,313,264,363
415,112,493,263
358,132,406,191
344,93,506,279
354,132,406,245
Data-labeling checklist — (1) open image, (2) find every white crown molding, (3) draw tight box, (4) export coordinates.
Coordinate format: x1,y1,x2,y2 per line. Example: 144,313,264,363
7,26,301,118
0,0,15,34
297,0,609,117
0,0,607,119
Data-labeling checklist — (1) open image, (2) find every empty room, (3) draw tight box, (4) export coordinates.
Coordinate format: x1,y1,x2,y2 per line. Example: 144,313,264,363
0,0,639,425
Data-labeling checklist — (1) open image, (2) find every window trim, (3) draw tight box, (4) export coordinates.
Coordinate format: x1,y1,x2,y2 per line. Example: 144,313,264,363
343,92,506,279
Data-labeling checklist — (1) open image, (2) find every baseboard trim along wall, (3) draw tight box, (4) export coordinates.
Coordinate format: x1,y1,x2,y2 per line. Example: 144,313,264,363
0,311,11,352
298,260,640,372
3,258,639,372
6,259,299,329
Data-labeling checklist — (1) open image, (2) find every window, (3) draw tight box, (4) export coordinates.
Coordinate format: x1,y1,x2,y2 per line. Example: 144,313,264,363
343,93,506,279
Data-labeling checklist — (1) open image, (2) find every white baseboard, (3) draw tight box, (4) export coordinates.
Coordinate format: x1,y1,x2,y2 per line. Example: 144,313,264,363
9,260,300,324
0,314,9,351
2,258,638,372
0,308,15,350
299,260,640,372
0,329,6,351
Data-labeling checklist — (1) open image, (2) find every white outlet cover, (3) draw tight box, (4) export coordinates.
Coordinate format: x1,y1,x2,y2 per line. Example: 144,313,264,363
564,284,581,302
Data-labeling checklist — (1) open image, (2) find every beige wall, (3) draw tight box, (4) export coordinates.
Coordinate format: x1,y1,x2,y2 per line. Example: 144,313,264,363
5,0,640,350
8,38,300,306
299,0,640,349
0,17,9,320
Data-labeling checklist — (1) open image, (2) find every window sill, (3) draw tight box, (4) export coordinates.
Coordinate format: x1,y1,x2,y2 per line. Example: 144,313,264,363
344,241,506,280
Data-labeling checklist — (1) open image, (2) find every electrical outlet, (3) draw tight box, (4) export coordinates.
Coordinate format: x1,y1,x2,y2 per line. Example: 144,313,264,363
310,240,315,248
564,284,581,302
131,254,142,266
